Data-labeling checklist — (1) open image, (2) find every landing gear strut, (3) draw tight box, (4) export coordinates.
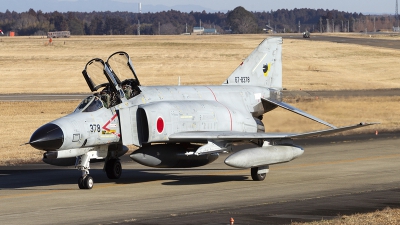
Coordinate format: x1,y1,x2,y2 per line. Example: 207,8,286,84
251,166,269,181
76,153,94,189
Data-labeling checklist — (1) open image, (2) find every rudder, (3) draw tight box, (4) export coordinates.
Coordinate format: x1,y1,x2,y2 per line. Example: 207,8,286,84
223,37,282,89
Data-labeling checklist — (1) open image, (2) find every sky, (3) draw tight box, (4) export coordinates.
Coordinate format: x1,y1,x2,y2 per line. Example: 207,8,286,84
1,0,398,14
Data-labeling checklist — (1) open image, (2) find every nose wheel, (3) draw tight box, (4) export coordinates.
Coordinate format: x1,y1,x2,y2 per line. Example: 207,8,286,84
78,175,94,189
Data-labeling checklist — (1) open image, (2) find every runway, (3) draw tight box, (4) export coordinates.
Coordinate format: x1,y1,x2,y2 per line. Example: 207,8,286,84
1,88,399,101
0,134,399,224
281,34,400,50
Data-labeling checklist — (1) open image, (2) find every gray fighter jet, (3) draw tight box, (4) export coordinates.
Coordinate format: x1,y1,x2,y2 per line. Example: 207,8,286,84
29,37,376,189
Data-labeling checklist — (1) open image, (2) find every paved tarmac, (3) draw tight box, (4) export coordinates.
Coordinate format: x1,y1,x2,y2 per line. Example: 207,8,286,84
283,88,400,98
281,34,400,50
0,134,399,225
0,93,89,101
0,88,398,101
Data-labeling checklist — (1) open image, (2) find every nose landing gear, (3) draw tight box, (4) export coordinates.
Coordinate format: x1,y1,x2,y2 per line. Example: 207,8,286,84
76,153,94,189
78,175,94,189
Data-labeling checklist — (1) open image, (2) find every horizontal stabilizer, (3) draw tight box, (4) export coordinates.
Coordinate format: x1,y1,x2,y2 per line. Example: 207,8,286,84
168,122,378,142
261,98,336,128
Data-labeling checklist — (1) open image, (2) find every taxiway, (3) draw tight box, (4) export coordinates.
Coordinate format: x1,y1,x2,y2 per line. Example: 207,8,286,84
0,134,399,224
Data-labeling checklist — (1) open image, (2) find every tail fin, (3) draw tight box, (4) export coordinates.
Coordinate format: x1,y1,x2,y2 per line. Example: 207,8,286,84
223,37,282,89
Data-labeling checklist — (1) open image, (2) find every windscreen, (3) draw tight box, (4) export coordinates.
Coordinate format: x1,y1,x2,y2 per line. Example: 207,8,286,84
74,96,104,113
83,97,104,112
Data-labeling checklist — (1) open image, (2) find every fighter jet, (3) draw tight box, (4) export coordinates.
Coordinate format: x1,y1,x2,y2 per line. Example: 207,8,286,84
29,37,376,189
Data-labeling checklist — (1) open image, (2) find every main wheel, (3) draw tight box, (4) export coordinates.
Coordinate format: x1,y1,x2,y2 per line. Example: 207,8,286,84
105,159,122,179
83,176,94,189
251,167,266,181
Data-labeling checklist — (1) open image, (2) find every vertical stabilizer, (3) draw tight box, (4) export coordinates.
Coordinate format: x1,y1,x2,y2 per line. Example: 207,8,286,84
223,37,282,89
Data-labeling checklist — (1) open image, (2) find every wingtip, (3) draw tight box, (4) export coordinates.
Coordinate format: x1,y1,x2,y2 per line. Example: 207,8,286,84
358,122,380,126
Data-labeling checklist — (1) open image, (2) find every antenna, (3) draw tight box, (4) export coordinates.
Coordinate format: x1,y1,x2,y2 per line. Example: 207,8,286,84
137,3,141,35
396,0,399,30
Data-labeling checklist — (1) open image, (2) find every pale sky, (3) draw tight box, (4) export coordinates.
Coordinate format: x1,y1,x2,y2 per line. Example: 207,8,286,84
1,0,398,14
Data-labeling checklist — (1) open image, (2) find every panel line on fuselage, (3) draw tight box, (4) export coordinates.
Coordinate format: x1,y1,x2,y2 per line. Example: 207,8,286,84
205,86,233,131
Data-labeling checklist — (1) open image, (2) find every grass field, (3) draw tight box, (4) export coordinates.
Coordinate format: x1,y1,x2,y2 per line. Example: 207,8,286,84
1,34,400,93
292,207,400,225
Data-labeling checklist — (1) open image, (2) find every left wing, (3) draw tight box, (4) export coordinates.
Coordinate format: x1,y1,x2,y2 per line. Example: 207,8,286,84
168,122,378,142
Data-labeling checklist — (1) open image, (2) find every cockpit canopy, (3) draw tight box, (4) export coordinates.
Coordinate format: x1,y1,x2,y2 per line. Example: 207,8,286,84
81,51,141,108
82,51,140,93
74,95,104,113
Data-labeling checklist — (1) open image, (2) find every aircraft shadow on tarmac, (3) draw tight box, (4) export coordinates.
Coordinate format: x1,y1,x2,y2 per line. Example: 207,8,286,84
0,168,248,189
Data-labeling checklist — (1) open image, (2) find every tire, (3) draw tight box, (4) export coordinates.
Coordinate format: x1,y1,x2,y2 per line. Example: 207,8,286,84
83,176,94,189
251,167,266,181
105,159,122,179
78,176,84,189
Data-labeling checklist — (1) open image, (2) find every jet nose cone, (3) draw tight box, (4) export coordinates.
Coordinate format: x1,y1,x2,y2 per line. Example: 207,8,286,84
29,123,64,150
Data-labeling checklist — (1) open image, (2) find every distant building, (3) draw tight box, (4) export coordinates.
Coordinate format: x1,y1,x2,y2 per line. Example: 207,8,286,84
203,28,217,34
193,27,218,35
393,26,400,32
193,27,204,34
47,31,71,38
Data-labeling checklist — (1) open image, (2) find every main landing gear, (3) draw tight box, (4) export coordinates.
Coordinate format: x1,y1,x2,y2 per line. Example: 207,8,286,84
75,152,122,189
251,166,269,181
105,158,122,179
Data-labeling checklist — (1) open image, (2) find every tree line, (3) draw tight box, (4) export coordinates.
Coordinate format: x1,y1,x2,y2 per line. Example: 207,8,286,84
0,7,398,36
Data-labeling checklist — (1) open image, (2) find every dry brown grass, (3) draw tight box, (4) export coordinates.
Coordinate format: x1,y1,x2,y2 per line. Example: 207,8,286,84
0,100,80,165
1,34,400,93
282,38,400,91
263,96,397,134
291,207,400,225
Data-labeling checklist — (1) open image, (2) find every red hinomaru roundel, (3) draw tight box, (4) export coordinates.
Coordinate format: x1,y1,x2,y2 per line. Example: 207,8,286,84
156,117,164,133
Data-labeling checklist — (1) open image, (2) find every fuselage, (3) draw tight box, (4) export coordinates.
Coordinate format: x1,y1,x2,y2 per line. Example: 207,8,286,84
29,85,280,151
